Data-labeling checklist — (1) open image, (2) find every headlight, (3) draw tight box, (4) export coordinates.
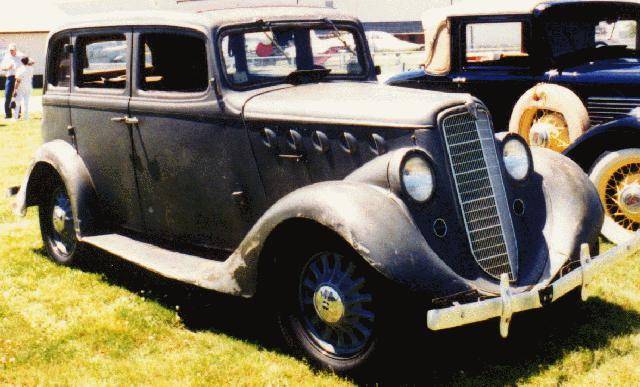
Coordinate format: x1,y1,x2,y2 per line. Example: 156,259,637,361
401,153,435,202
502,135,531,181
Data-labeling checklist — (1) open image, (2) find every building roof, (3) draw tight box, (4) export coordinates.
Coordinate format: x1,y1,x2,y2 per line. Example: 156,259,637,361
0,2,70,32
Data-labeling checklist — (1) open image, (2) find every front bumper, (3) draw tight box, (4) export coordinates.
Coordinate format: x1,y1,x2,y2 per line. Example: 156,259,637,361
427,235,640,338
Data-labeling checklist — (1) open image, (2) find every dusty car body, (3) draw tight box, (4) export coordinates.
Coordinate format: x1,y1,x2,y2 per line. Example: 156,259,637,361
387,0,640,244
10,5,640,373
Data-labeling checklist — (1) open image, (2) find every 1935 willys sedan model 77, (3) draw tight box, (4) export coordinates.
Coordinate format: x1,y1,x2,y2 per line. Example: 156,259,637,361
10,5,640,373
386,0,640,245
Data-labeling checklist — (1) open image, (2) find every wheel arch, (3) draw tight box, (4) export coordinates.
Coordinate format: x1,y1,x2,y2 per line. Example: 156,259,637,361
563,119,640,172
15,140,100,237
234,181,472,299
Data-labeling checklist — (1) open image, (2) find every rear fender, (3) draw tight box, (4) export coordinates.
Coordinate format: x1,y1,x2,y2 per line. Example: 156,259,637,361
15,140,98,237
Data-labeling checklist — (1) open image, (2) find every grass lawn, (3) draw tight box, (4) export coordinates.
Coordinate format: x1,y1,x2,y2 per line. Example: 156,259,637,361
1,117,639,385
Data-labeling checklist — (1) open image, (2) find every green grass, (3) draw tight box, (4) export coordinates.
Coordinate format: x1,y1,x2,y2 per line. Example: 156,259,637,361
0,117,639,385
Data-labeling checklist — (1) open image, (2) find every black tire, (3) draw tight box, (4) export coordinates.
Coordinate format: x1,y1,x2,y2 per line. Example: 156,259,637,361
273,236,416,374
39,183,84,265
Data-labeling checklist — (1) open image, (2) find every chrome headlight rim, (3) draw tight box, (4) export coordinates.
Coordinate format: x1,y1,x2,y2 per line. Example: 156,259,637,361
501,133,533,182
394,149,436,204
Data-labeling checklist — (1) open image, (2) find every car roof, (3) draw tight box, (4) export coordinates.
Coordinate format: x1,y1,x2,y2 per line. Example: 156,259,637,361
423,0,640,21
49,6,358,36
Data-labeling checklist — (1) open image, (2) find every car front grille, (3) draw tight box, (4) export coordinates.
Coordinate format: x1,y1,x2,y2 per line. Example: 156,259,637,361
441,109,518,281
587,96,640,126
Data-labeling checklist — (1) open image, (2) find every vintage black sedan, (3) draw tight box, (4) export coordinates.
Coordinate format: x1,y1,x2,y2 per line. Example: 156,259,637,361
387,0,640,244
10,5,640,373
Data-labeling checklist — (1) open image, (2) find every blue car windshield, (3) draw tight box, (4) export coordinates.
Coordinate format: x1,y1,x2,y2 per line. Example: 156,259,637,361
545,16,638,59
220,25,366,88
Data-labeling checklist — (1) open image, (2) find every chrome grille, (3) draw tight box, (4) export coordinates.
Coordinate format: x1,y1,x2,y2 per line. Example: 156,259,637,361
441,109,518,281
587,96,640,126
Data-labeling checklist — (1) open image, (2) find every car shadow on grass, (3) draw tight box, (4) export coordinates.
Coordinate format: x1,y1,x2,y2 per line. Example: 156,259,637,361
33,246,640,384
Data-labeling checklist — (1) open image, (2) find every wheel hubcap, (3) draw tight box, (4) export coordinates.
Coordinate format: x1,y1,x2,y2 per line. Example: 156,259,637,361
313,285,345,324
525,110,571,152
299,252,374,357
50,189,75,256
599,161,640,232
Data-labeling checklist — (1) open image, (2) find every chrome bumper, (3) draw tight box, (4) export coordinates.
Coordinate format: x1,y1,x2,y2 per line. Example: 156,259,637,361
427,235,640,338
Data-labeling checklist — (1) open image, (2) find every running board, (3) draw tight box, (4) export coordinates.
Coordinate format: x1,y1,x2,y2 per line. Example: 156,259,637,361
81,234,248,296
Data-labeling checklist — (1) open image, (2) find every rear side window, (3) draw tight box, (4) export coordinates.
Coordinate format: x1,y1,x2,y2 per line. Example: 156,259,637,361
465,22,529,67
47,36,72,88
139,32,208,93
76,34,128,89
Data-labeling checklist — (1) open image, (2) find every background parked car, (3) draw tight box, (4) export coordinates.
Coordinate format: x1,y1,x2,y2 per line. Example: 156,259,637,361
386,0,640,244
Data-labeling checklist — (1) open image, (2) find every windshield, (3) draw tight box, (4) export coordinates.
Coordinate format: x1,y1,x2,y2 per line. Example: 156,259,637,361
544,16,638,59
220,24,367,88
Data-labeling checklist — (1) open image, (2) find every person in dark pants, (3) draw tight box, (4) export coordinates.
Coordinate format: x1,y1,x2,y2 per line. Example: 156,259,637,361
1,44,22,119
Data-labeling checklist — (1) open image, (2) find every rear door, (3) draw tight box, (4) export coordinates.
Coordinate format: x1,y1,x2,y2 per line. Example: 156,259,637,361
68,29,143,232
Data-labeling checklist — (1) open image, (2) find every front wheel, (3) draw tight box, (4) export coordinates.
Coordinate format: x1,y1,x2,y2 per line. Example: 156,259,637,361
39,184,84,265
589,149,640,244
277,248,390,373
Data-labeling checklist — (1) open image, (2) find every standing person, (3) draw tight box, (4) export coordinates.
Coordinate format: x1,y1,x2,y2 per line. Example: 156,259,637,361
1,44,24,119
13,57,34,120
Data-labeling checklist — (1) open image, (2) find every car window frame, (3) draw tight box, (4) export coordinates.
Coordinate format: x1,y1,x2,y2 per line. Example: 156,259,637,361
458,15,533,72
45,32,73,94
132,26,212,100
71,27,132,97
215,20,372,91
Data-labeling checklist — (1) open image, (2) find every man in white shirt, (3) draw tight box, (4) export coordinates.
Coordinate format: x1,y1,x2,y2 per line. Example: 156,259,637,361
13,57,34,120
0,43,24,119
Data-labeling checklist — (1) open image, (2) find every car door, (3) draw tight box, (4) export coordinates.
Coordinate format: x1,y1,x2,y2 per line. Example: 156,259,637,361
68,29,144,232
128,27,266,250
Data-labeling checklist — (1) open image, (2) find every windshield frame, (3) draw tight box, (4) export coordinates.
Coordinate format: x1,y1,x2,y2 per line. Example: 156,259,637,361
215,20,373,91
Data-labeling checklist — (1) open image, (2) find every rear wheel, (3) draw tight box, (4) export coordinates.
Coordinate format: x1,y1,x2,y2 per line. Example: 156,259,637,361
589,149,640,244
39,184,84,265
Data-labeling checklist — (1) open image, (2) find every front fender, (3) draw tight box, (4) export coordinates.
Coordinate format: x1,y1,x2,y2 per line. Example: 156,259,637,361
532,147,603,283
230,181,474,299
563,115,640,171
14,140,98,237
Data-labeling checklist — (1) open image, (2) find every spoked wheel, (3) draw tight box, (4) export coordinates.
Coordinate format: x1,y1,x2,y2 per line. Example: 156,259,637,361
277,246,392,373
39,184,83,265
590,149,640,244
525,109,572,152
298,252,375,358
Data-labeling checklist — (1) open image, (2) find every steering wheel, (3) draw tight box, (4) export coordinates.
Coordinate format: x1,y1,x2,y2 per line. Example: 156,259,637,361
595,41,610,48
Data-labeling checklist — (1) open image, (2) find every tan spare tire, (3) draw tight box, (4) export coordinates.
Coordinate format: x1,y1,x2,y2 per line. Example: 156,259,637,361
508,83,590,153
589,148,640,245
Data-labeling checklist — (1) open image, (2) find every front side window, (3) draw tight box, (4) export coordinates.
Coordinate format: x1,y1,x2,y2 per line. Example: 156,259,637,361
220,24,366,88
76,34,128,89
544,16,638,59
465,22,529,67
139,32,208,93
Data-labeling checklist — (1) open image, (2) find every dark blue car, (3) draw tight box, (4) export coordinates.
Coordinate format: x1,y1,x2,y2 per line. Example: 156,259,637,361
387,0,640,244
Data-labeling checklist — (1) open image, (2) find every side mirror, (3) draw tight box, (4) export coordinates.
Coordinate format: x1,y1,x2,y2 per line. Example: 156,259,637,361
374,65,382,76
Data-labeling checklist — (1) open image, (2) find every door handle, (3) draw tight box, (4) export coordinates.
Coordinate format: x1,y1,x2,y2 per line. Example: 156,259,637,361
111,116,139,125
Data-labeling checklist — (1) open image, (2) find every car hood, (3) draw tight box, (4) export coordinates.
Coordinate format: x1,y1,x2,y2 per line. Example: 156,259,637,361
240,82,474,128
549,57,640,85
